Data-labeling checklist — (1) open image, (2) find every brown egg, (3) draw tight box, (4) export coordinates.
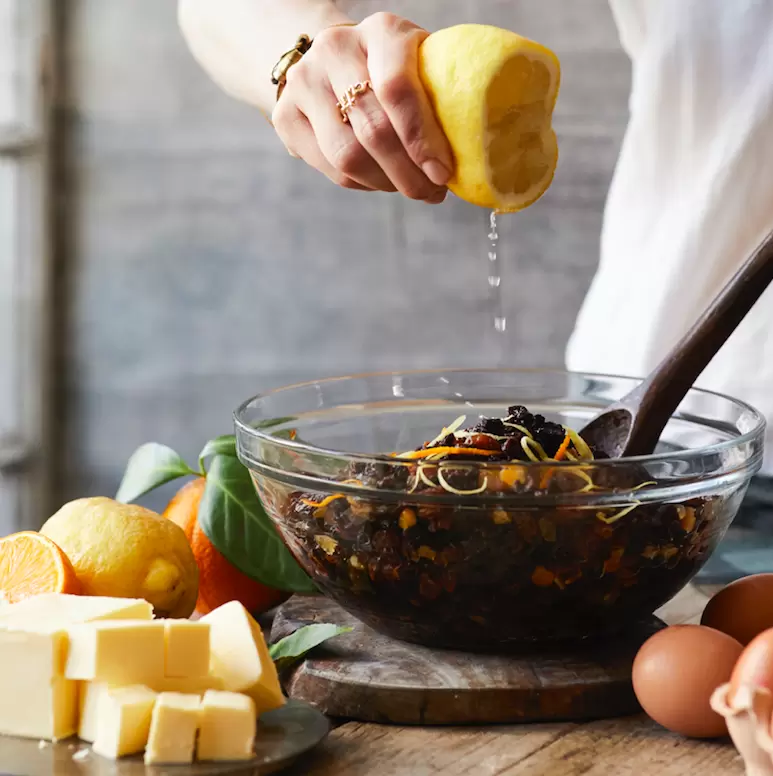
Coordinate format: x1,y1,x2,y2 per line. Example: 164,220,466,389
632,624,743,738
701,574,773,645
730,628,773,700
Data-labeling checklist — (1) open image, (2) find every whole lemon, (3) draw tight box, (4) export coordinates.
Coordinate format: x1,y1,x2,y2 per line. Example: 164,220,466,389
418,24,561,212
40,497,199,618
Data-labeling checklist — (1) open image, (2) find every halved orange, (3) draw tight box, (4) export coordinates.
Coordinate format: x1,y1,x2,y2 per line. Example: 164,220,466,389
0,531,81,605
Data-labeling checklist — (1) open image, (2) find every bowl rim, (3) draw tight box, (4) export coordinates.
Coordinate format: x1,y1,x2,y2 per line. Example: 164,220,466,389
233,367,766,468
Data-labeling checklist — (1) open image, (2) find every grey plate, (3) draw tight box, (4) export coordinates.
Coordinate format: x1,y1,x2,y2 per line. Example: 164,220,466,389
0,700,328,776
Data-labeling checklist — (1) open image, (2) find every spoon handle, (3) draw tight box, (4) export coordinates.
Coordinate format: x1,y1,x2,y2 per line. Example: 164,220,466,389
626,227,773,455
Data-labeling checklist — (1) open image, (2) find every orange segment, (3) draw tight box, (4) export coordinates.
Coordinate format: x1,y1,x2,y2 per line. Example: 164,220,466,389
0,531,81,605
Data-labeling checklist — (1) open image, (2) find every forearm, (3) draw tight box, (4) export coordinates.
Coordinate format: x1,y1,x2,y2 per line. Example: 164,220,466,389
178,0,352,113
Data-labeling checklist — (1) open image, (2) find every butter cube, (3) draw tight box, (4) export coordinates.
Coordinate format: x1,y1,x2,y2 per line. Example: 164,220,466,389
0,594,153,627
197,690,255,762
144,692,200,765
201,602,284,712
78,681,109,743
65,620,164,684
151,674,224,695
163,620,210,678
0,596,156,743
92,685,158,759
0,630,77,740
82,678,213,745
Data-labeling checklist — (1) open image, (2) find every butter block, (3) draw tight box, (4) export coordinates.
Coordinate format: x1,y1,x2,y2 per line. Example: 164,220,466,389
197,690,255,762
92,685,158,759
65,620,164,684
0,630,77,740
0,594,153,627
0,625,67,675
163,620,210,678
144,692,200,765
201,602,285,712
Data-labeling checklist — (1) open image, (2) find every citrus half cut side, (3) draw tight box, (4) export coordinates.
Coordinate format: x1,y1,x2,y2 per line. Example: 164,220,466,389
419,24,561,212
0,531,81,605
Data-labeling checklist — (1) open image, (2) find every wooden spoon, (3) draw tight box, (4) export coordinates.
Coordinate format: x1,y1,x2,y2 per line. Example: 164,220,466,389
580,227,773,458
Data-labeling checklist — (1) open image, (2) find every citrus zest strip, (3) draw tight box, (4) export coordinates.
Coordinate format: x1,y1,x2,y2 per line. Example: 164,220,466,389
539,431,573,489
394,447,497,460
300,494,346,509
552,432,572,462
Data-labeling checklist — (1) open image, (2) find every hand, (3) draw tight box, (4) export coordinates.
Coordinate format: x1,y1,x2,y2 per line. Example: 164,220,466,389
272,13,453,203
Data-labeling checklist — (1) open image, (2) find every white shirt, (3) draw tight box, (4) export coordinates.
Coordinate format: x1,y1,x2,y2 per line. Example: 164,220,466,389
567,0,773,472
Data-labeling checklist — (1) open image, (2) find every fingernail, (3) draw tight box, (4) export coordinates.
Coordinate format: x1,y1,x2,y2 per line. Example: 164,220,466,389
425,189,447,205
422,160,451,186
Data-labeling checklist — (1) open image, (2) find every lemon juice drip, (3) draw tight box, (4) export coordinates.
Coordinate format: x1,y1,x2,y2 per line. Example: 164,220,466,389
487,211,506,334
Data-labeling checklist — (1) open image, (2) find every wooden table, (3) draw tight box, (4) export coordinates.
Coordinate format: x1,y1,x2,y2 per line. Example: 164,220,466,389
282,585,746,775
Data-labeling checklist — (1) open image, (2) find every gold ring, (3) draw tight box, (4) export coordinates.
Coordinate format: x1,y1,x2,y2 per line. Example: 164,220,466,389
336,80,372,123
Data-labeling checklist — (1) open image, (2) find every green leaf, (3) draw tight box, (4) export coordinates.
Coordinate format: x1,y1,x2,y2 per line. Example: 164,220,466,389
116,443,198,503
198,435,237,472
198,454,318,594
269,624,352,669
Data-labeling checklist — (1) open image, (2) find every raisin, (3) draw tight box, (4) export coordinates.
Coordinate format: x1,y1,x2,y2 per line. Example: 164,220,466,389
507,405,532,424
350,461,411,491
531,418,566,457
502,434,528,461
473,417,506,436
438,465,480,491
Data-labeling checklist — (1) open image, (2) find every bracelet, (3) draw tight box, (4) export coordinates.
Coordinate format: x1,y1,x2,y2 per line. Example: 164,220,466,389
270,23,357,102
271,34,313,101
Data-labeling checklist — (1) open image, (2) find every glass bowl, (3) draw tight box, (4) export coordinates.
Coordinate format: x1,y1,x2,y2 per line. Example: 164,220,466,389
235,369,764,649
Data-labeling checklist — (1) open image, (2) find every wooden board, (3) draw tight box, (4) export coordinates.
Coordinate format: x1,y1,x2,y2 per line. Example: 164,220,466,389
0,700,329,776
280,586,741,776
271,597,666,725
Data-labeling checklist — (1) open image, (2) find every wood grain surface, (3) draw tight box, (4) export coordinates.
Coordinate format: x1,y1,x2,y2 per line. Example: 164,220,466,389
279,585,745,776
284,715,744,776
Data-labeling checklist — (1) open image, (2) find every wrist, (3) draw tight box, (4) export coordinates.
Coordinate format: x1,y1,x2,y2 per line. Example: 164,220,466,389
306,6,355,38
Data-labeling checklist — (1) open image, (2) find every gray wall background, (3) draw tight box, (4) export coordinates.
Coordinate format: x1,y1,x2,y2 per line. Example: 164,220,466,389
57,0,630,513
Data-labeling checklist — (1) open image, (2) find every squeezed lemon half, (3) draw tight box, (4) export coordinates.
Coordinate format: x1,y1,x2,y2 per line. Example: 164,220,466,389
418,24,561,212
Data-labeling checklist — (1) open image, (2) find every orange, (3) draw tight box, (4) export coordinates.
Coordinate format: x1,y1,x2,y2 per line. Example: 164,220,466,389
164,478,289,616
0,531,81,605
